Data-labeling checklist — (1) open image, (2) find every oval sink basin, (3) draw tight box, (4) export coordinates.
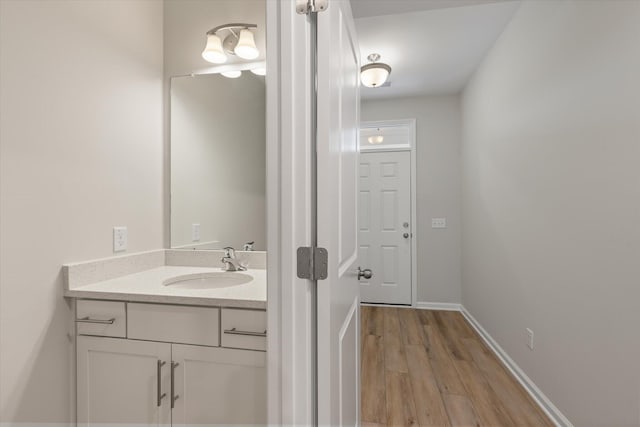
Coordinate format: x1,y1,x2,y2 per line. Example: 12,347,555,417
163,272,252,289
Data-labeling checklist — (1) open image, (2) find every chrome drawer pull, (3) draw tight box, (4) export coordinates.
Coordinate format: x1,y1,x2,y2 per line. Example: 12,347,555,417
76,316,116,324
171,362,179,409
157,360,166,407
224,327,267,337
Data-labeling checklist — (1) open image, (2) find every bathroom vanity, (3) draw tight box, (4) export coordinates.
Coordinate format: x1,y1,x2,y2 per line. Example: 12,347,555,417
64,249,267,426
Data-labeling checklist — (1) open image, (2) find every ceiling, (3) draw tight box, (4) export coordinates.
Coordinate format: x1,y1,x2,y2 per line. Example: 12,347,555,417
354,0,520,99
351,0,514,19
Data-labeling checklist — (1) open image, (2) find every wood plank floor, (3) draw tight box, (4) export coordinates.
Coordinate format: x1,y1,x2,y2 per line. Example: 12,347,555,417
361,307,554,427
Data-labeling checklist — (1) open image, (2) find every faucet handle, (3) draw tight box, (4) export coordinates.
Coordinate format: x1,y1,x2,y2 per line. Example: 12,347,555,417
243,241,255,251
223,247,235,258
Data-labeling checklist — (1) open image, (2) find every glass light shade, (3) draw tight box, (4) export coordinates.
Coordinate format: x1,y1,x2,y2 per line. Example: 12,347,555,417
250,67,266,76
202,34,227,64
221,70,242,78
360,63,391,88
234,29,259,60
367,135,384,144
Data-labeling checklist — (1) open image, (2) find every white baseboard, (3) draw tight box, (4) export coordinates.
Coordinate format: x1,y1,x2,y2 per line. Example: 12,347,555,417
414,301,462,311
460,306,573,427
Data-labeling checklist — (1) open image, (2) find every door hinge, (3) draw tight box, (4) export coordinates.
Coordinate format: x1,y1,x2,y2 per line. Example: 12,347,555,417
296,0,328,15
297,247,328,280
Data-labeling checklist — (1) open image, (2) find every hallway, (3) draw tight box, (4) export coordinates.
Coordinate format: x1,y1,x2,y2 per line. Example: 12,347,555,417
360,307,553,426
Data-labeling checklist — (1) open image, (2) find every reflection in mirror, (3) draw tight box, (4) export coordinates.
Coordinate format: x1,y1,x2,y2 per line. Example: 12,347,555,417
170,72,265,250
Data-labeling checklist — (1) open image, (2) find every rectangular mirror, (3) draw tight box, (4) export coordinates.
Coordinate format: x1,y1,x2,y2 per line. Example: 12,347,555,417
170,72,266,250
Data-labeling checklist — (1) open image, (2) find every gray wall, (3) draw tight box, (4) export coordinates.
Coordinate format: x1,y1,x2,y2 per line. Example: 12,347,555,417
362,95,461,304
461,1,640,425
0,0,163,423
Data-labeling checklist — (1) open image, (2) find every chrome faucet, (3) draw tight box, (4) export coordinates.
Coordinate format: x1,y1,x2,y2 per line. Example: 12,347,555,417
243,241,255,251
221,247,247,271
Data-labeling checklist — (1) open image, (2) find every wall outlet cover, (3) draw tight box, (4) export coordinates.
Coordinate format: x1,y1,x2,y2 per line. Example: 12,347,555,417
113,226,127,252
431,218,447,228
526,328,534,350
192,223,201,242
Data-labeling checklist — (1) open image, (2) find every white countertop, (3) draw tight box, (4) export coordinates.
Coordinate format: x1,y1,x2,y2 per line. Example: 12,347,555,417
64,265,267,309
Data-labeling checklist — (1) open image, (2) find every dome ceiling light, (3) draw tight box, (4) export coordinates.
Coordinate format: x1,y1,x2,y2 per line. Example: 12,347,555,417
202,23,259,64
360,53,391,88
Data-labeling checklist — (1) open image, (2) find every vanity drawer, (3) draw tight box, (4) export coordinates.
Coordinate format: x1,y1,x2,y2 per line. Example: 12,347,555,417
76,300,126,338
221,308,267,351
127,303,219,346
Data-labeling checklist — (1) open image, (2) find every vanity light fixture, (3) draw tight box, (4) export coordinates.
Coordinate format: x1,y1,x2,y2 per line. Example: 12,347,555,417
250,67,266,76
221,70,242,79
360,53,392,88
201,23,259,64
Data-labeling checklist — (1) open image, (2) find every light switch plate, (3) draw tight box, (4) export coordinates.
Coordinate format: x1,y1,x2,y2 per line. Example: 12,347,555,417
431,218,447,229
192,223,201,242
113,226,127,252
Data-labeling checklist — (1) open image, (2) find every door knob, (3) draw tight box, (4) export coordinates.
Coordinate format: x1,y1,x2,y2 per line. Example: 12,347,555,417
403,233,410,238
357,267,373,280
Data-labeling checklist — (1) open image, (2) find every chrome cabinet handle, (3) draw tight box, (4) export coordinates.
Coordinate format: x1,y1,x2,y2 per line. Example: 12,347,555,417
75,316,115,324
224,327,267,337
171,362,179,409
357,267,373,280
157,360,166,407
403,232,410,238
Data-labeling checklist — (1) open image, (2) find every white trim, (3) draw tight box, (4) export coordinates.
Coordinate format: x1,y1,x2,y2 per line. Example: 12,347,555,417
460,306,573,427
359,118,418,306
265,1,282,424
266,1,315,425
360,119,415,152
361,302,413,308
414,301,462,311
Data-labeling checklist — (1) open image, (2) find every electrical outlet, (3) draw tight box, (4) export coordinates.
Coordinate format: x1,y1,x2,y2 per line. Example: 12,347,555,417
113,226,127,252
192,223,201,242
526,328,534,350
431,218,447,228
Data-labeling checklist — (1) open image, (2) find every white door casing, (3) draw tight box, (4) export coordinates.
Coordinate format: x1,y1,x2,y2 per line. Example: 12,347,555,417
266,1,316,425
359,151,412,304
317,0,361,425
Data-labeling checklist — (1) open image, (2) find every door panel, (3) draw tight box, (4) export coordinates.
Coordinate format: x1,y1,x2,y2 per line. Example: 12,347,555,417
359,151,412,304
317,0,361,425
77,336,171,427
171,344,267,426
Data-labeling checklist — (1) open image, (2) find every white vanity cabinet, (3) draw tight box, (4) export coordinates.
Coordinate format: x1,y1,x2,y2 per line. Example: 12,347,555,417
75,300,266,426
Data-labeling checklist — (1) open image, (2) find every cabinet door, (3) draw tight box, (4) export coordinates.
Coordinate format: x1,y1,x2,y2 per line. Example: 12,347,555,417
77,336,171,427
171,344,267,426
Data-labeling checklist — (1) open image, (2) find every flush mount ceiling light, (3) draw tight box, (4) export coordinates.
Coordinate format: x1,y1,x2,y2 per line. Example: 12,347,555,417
368,135,384,144
360,53,391,88
201,23,259,64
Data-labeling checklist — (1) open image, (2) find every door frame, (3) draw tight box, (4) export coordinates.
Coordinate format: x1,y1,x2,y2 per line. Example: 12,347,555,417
360,118,418,306
265,1,315,425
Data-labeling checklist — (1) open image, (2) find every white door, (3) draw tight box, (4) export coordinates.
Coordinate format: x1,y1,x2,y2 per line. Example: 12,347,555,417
171,344,267,426
77,336,171,427
359,151,412,304
316,0,361,425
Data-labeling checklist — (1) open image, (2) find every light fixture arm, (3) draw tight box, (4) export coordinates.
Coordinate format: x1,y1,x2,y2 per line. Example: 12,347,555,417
206,23,257,36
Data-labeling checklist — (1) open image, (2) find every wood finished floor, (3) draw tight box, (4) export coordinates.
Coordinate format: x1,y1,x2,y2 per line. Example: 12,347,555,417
360,307,554,427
